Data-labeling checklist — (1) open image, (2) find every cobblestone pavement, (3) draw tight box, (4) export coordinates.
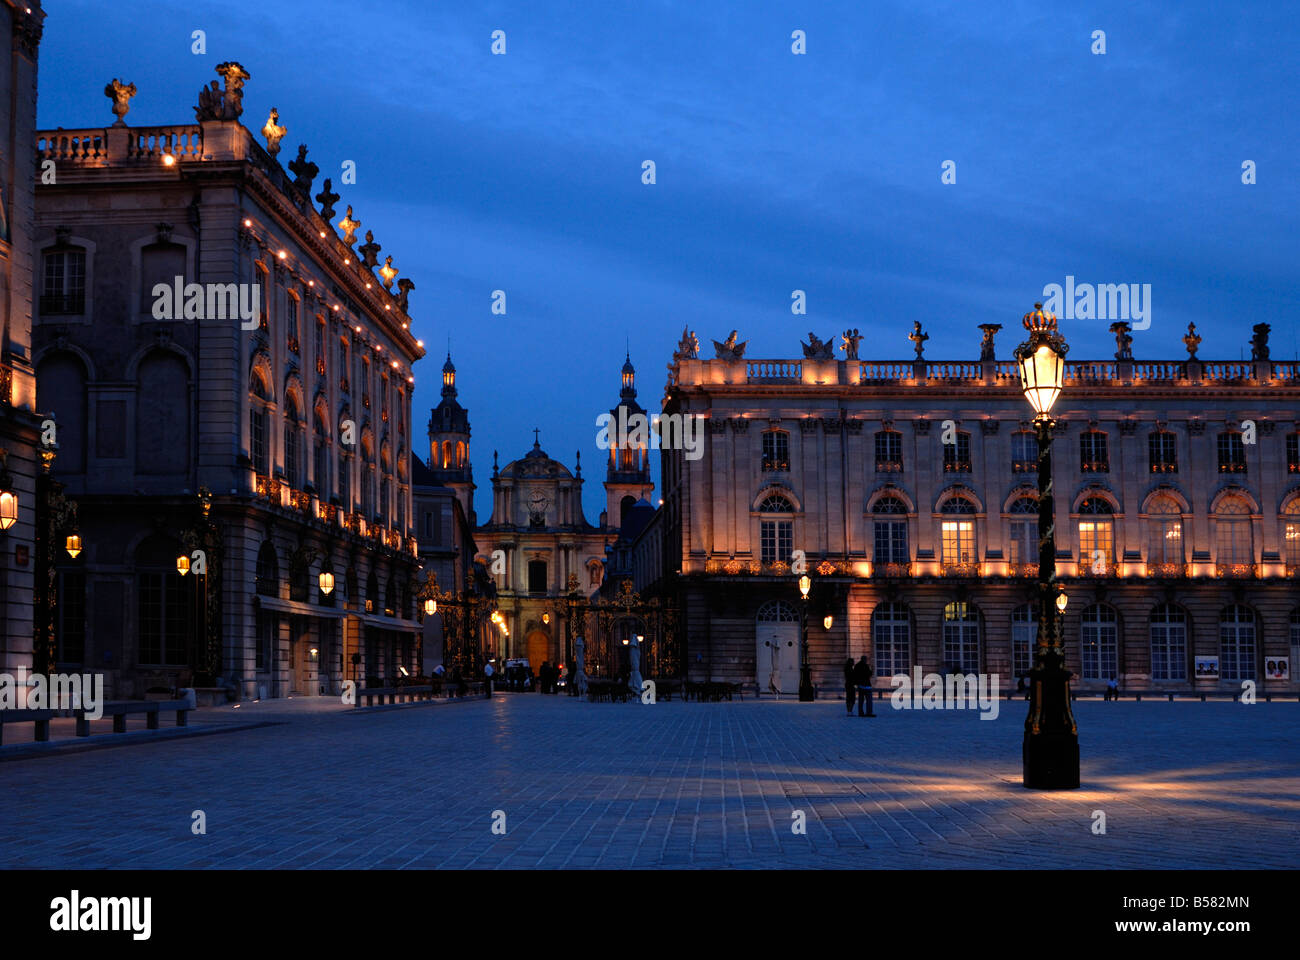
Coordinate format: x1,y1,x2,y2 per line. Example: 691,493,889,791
2,694,1296,869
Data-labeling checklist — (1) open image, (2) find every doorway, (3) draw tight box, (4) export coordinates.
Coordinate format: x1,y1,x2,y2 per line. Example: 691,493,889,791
756,601,801,694
526,629,550,671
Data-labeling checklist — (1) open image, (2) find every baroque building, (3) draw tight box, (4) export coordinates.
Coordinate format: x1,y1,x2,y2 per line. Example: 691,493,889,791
654,321,1300,695
32,64,425,699
0,1,44,689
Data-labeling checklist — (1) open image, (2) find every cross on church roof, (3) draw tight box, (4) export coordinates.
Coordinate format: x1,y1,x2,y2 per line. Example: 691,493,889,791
533,428,540,446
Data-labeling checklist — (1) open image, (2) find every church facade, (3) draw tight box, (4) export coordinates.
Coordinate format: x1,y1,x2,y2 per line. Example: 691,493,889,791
654,320,1300,695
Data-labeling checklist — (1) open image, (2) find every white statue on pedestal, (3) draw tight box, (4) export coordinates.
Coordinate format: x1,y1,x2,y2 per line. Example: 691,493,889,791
628,636,644,697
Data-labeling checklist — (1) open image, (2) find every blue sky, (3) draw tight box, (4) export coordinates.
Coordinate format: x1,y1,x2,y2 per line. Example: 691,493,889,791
38,0,1299,522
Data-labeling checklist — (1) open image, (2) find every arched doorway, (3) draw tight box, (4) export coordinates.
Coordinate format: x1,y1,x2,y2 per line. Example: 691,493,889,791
756,600,800,693
525,629,550,669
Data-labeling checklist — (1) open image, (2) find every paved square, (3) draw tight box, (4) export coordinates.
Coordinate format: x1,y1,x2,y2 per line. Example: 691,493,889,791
2,695,1296,869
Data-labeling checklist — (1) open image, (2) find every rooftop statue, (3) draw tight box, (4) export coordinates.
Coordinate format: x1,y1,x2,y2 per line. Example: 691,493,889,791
104,78,136,125
1250,322,1270,361
337,206,360,246
315,178,340,222
1182,322,1201,359
358,230,381,269
908,321,928,359
713,330,747,359
801,331,836,359
978,323,1002,361
196,62,251,121
1109,321,1133,360
396,278,415,313
261,108,286,158
288,144,318,195
840,328,863,359
673,327,700,361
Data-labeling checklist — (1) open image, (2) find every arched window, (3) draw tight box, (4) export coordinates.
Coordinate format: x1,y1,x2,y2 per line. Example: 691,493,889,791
1011,604,1038,679
250,368,271,475
620,495,636,527
872,496,908,566
442,439,453,469
940,497,976,570
757,599,799,622
1281,500,1300,573
1146,496,1184,575
1219,605,1256,681
1078,498,1115,575
284,393,303,489
942,601,981,673
1008,496,1038,570
255,541,279,598
313,408,330,496
1079,604,1119,681
286,290,301,354
758,494,794,565
366,569,379,613
1150,604,1187,682
36,353,88,473
873,602,911,677
455,440,466,468
1215,496,1253,574
385,578,398,617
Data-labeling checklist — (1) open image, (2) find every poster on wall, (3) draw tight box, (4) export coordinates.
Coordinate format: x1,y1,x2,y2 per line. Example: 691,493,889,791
1265,657,1290,680
1194,656,1220,680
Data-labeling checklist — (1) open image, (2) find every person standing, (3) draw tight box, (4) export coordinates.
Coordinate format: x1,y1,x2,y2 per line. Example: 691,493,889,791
853,655,875,717
844,657,857,716
483,660,495,697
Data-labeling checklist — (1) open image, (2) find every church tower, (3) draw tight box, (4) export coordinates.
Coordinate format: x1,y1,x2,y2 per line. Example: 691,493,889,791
427,353,476,523
604,353,655,531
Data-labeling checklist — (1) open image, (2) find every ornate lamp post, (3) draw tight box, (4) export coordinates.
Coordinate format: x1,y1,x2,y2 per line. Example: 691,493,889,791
798,574,815,701
1015,304,1080,789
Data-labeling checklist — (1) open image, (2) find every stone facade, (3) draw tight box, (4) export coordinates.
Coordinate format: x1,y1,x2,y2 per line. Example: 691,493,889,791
655,324,1300,694
32,64,425,699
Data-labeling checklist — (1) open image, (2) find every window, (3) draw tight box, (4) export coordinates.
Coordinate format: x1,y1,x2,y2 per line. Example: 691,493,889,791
759,494,794,565
249,372,271,475
1288,434,1299,474
56,571,87,665
940,497,975,570
1217,432,1246,473
385,579,397,617
255,542,279,597
140,243,185,313
138,572,188,666
1149,431,1177,473
1284,501,1300,572
528,560,547,595
256,611,276,670
1008,496,1038,571
362,459,374,517
1150,604,1187,682
1080,431,1109,473
761,430,789,472
284,396,303,489
1219,606,1256,681
1079,604,1119,681
942,432,971,473
875,430,903,472
1011,604,1037,679
871,496,908,565
338,452,351,508
42,248,86,314
1146,496,1184,575
286,293,300,353
1215,497,1253,572
380,477,390,520
873,602,911,677
367,570,379,614
1011,431,1036,472
942,602,981,673
314,318,326,375
339,338,350,393
1077,498,1114,575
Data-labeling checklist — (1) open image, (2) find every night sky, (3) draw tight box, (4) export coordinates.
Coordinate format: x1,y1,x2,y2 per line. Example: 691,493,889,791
37,0,1300,521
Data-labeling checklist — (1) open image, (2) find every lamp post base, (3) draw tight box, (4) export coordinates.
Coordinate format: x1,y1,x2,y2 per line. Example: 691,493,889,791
1023,732,1080,789
798,668,815,702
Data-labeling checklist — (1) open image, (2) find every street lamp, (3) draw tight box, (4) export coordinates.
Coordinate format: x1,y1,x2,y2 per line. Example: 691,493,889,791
424,598,436,616
319,570,335,596
176,553,191,576
1015,303,1079,790
797,575,815,701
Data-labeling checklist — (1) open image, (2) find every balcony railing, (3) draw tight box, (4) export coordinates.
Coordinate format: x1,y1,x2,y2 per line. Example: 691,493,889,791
1203,361,1252,382
1008,562,1039,577
1150,461,1178,474
1217,562,1257,578
1149,562,1189,579
941,561,980,577
926,361,981,380
1012,459,1037,473
1080,460,1110,473
761,458,789,472
942,460,972,473
1131,361,1185,381
1217,461,1247,474
747,361,801,382
39,293,85,315
860,362,913,382
1079,557,1117,577
288,488,311,514
875,562,912,578
874,459,903,473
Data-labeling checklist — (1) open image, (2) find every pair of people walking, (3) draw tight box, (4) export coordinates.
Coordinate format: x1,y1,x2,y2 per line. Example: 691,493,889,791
844,656,875,717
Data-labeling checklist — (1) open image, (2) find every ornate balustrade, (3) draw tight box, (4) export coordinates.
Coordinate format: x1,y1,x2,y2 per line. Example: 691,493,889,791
128,125,203,161
37,129,108,162
746,361,801,382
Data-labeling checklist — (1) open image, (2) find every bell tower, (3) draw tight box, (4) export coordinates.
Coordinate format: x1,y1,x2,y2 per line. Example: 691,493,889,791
604,353,654,531
427,353,475,522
